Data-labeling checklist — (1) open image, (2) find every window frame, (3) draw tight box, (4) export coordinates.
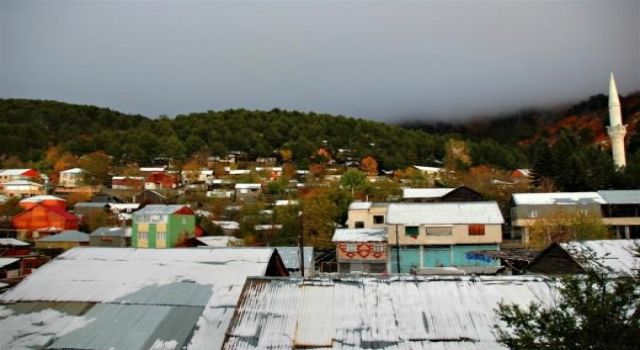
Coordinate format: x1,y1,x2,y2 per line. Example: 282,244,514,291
468,224,486,236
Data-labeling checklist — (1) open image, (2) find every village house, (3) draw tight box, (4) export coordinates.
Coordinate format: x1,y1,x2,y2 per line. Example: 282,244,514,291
402,186,484,203
111,176,145,190
235,183,262,202
89,226,131,247
598,190,640,239
332,228,387,273
12,195,80,241
35,230,90,252
0,168,39,183
74,202,111,225
0,247,288,349
272,246,314,276
58,168,86,188
346,202,388,229
386,202,504,271
0,238,48,280
0,179,45,198
511,192,606,244
131,204,196,248
144,172,179,190
526,239,640,276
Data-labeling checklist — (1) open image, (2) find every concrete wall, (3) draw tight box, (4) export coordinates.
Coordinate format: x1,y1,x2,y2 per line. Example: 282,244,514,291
387,224,502,246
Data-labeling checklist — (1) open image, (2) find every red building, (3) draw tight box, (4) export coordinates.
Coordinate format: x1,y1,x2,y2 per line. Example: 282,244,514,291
0,238,49,280
12,196,80,241
144,172,179,190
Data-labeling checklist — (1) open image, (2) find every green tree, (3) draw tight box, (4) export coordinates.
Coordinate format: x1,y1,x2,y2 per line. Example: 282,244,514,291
495,259,640,350
340,168,367,195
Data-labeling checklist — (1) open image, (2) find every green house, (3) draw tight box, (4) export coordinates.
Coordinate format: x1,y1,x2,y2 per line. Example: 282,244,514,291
131,205,196,248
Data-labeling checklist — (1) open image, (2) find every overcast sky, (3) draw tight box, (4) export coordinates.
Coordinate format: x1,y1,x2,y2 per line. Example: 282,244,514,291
1,1,639,122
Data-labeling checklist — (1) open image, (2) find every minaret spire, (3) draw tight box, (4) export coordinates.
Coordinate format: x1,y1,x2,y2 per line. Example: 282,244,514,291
607,72,626,169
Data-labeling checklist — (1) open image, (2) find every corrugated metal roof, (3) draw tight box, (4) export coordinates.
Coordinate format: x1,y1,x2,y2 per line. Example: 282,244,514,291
60,168,84,174
90,227,131,237
20,195,65,203
559,239,640,276
349,202,372,210
0,247,280,350
75,201,109,208
134,204,188,215
403,188,454,199
512,192,605,205
0,169,32,176
273,247,314,271
224,276,557,350
37,230,89,243
597,190,640,204
387,202,504,225
332,228,387,242
0,238,29,246
197,236,242,247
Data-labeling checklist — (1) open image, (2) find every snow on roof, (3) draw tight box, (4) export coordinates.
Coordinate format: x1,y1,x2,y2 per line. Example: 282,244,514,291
229,169,251,175
348,201,372,210
597,190,640,205
224,275,557,349
387,202,504,225
559,239,640,276
0,238,30,246
272,247,314,271
275,200,299,206
403,188,454,199
512,192,605,206
0,257,19,268
60,168,84,174
134,204,190,215
413,165,443,173
20,195,65,203
1,180,43,186
235,183,261,189
212,221,240,230
38,230,89,243
196,236,243,247
514,168,531,177
139,167,166,172
254,224,282,231
90,227,131,237
0,169,33,176
332,228,387,242
0,247,280,350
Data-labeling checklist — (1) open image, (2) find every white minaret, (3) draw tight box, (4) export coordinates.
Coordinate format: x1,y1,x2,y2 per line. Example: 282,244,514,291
607,73,627,169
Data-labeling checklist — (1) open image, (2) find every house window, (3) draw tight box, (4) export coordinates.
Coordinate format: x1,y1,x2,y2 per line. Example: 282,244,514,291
373,243,385,253
138,231,148,240
355,221,365,228
373,215,384,224
579,209,589,216
346,243,357,252
157,231,166,241
468,224,485,236
528,210,538,218
405,226,419,237
426,227,452,236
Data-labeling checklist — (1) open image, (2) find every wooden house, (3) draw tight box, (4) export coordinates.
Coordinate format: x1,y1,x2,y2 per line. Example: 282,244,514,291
89,226,131,247
35,230,90,252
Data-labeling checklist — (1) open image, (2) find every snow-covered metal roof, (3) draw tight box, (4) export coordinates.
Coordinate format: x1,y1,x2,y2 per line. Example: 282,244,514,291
0,238,30,246
37,230,89,243
235,183,261,189
512,192,605,205
272,247,314,272
348,201,372,210
60,168,85,174
0,169,33,176
1,180,43,186
134,204,190,215
597,190,640,205
224,275,557,349
387,202,504,225
90,227,131,238
0,247,281,350
559,239,640,276
197,236,243,247
0,257,19,268
213,221,240,230
403,188,454,199
332,228,387,242
20,195,65,203
275,200,299,206
413,165,443,173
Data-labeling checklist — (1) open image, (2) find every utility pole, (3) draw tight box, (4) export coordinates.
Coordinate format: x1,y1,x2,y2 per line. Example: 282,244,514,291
298,233,305,277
